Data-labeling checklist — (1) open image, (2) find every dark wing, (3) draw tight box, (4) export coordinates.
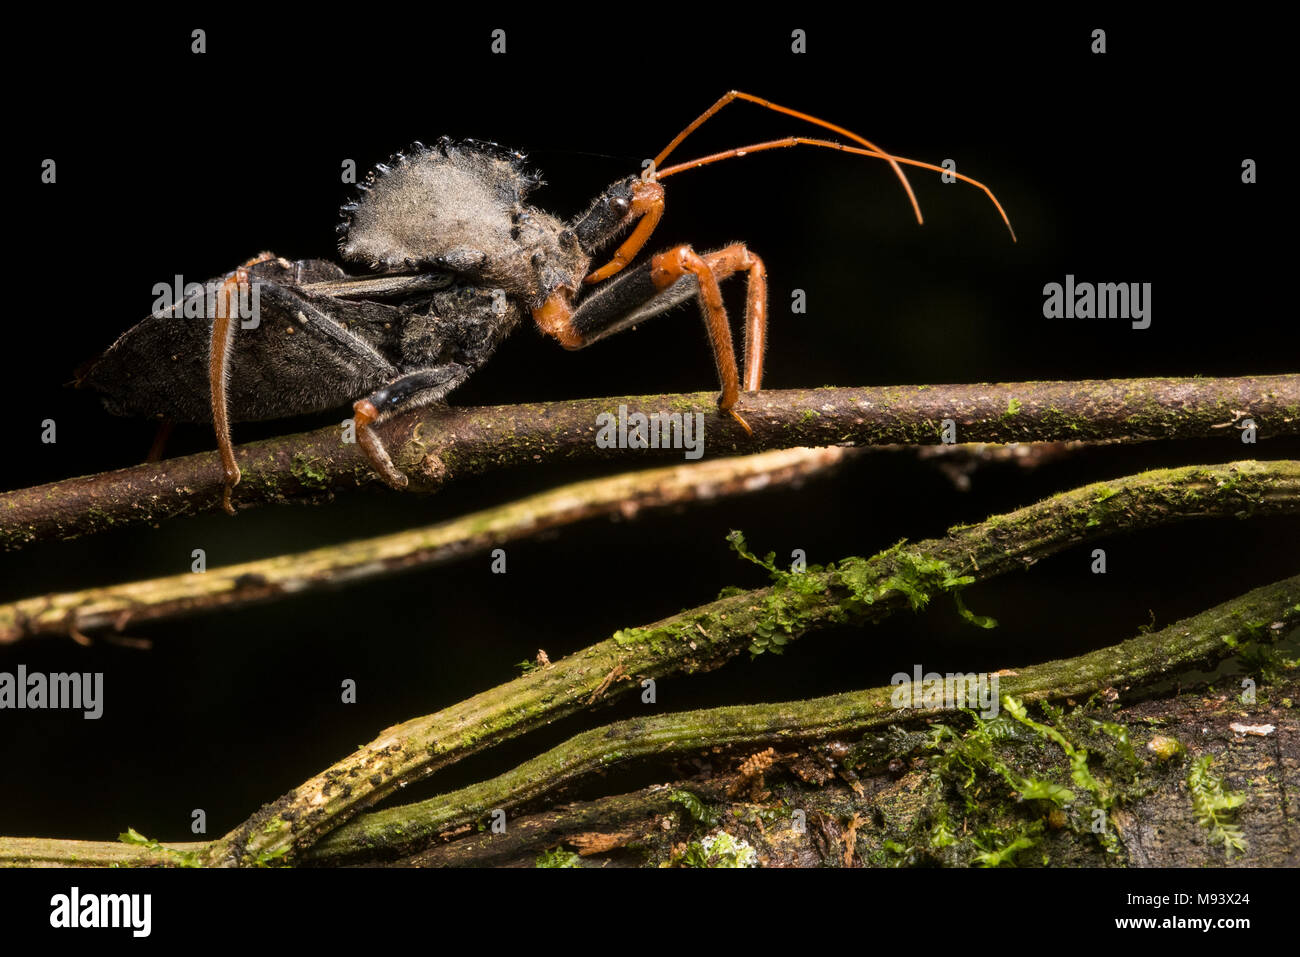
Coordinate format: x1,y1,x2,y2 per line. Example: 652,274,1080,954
78,259,437,424
298,271,455,300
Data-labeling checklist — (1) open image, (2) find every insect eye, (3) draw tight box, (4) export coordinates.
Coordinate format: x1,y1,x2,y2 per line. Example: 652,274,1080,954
609,196,630,215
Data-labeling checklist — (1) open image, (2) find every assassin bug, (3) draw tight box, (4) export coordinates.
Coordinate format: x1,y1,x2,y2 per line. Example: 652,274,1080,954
79,91,1014,514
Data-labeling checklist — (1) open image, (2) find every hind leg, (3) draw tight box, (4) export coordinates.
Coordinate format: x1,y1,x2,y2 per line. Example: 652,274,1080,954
351,365,472,488
209,251,276,514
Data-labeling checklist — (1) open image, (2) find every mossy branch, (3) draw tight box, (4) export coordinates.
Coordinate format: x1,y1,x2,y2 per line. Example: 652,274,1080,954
385,786,698,868
0,447,851,645
196,459,1299,866
5,570,1296,867
3,375,1294,550
305,572,1300,865
0,836,206,868
2,461,1292,866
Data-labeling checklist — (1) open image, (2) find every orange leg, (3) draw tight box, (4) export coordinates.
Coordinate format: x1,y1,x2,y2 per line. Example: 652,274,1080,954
533,243,766,434
209,251,275,515
648,244,753,434
701,244,768,392
349,366,476,490
350,398,407,489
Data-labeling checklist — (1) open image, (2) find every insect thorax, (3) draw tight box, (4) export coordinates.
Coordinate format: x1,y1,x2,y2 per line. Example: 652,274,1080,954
338,139,588,307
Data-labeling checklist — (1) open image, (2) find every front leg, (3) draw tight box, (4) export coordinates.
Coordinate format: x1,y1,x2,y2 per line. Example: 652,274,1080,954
351,365,471,488
534,243,767,433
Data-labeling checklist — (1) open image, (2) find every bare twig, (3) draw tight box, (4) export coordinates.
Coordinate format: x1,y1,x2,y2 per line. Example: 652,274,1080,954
0,447,852,645
3,375,1294,550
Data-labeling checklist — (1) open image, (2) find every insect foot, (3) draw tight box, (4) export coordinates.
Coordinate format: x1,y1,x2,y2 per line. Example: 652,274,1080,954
713,392,753,436
352,399,409,489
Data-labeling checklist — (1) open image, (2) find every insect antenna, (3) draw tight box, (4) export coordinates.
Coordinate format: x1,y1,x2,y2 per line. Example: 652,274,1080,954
652,91,924,226
657,136,1016,241
650,91,1015,241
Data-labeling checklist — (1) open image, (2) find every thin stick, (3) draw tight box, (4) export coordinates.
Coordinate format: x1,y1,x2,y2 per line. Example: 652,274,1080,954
3,376,1294,551
0,447,852,645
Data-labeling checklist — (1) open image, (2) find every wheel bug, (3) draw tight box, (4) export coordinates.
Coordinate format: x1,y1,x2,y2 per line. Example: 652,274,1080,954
79,91,1014,514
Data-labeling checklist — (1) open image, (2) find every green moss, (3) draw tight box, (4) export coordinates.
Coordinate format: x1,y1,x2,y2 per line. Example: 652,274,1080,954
972,827,1042,867
724,531,997,658
1088,718,1139,766
1187,755,1246,856
667,831,758,868
1223,628,1300,683
117,827,200,868
289,453,330,488
873,713,1051,867
535,847,582,868
669,789,720,828
611,621,692,657
954,591,998,629
254,845,292,867
612,626,652,647
1003,697,1116,839
1085,487,1124,528
1040,406,1084,434
873,692,1164,866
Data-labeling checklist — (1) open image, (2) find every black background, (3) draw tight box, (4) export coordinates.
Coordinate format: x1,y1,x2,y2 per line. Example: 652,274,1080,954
3,10,1295,880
